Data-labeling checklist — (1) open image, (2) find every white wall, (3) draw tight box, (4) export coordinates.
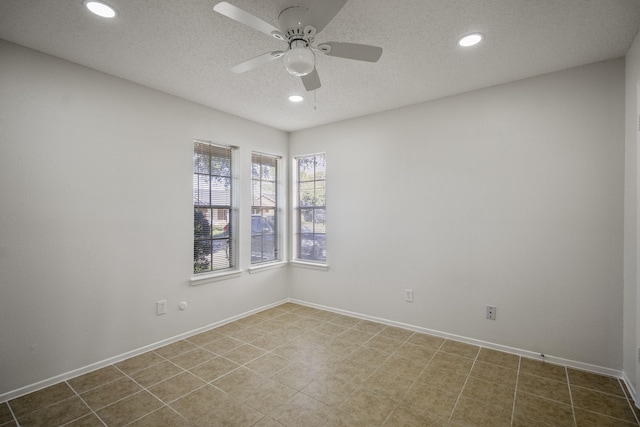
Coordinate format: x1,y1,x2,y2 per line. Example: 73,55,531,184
625,30,640,398
290,58,625,370
0,40,289,396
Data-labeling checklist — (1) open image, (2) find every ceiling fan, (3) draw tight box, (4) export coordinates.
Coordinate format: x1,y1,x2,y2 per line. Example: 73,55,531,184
213,0,383,91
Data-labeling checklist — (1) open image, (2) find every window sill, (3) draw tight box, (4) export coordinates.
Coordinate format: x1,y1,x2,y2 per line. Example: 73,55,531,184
290,260,329,271
190,269,243,285
248,261,288,274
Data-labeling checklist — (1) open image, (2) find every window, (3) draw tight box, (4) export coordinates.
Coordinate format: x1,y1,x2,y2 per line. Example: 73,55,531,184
295,153,326,263
193,140,236,274
251,153,280,264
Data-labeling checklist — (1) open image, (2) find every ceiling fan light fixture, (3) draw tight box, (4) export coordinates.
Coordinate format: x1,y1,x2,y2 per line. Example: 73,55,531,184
84,0,117,18
283,40,315,77
288,95,304,102
458,33,483,47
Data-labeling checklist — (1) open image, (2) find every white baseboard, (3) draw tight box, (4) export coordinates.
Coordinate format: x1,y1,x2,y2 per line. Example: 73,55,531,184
288,298,625,379
0,299,288,404
2,297,632,406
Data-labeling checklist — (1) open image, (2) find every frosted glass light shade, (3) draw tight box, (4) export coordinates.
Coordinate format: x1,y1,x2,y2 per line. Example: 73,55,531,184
284,41,315,77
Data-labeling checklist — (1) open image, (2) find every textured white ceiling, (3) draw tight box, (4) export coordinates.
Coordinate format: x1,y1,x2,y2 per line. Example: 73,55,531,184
1,0,639,131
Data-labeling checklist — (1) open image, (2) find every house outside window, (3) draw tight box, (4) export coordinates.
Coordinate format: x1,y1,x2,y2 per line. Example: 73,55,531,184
251,152,280,264
295,153,326,263
193,140,237,274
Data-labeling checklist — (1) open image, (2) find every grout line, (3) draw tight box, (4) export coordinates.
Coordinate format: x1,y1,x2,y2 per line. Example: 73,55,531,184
510,356,522,425
564,366,578,427
63,380,107,427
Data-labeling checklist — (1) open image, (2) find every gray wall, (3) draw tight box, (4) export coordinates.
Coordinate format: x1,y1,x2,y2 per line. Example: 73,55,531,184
0,40,289,396
290,58,625,371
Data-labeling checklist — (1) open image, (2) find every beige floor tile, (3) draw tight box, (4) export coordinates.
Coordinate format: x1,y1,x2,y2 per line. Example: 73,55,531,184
327,314,361,328
222,343,266,365
126,406,191,426
383,404,450,427
328,359,376,385
571,385,637,423
270,361,319,390
335,387,398,426
271,324,305,341
513,391,575,427
0,403,14,425
302,374,359,406
169,386,231,420
114,351,164,375
235,378,297,414
477,347,520,370
311,310,340,322
346,347,389,368
379,353,427,379
189,356,239,382
363,335,404,354
96,390,163,426
353,320,387,335
416,365,468,395
80,376,142,410
517,372,571,404
362,370,414,401
228,326,269,343
269,392,333,426
202,336,245,355
129,360,184,388
378,326,414,342
451,395,513,427
154,340,198,359
186,329,224,346
519,358,567,382
213,320,248,335
148,372,206,403
253,319,286,333
568,368,624,396
192,396,263,427
245,352,291,376
314,321,350,337
273,311,304,323
462,376,515,410
253,416,285,427
17,396,90,427
402,381,458,418
292,316,326,330
407,333,445,350
428,351,474,376
470,360,517,387
170,347,216,370
334,328,375,345
252,332,292,351
440,340,480,359
63,413,106,426
574,408,639,426
9,382,76,418
393,342,436,364
212,366,266,396
67,365,125,394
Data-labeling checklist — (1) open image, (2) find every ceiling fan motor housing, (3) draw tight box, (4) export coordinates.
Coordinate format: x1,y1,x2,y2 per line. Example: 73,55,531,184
279,6,316,76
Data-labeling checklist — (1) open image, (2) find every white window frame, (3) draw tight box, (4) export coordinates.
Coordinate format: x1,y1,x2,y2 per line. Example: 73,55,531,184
191,140,239,284
292,153,327,268
250,152,283,267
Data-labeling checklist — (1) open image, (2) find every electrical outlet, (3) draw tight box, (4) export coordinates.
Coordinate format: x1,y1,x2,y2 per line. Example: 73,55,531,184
156,300,167,315
405,289,413,302
486,305,496,320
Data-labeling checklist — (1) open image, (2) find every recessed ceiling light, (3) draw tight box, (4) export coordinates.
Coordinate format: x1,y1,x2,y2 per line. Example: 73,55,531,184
288,95,304,103
458,33,483,47
84,0,117,18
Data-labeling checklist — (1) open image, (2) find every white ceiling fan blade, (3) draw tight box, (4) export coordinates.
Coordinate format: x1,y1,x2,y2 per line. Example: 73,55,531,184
301,68,321,91
319,42,383,62
214,2,285,41
303,0,348,34
230,51,285,73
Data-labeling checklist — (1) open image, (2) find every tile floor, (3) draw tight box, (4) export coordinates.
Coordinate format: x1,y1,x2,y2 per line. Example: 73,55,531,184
2,302,639,426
